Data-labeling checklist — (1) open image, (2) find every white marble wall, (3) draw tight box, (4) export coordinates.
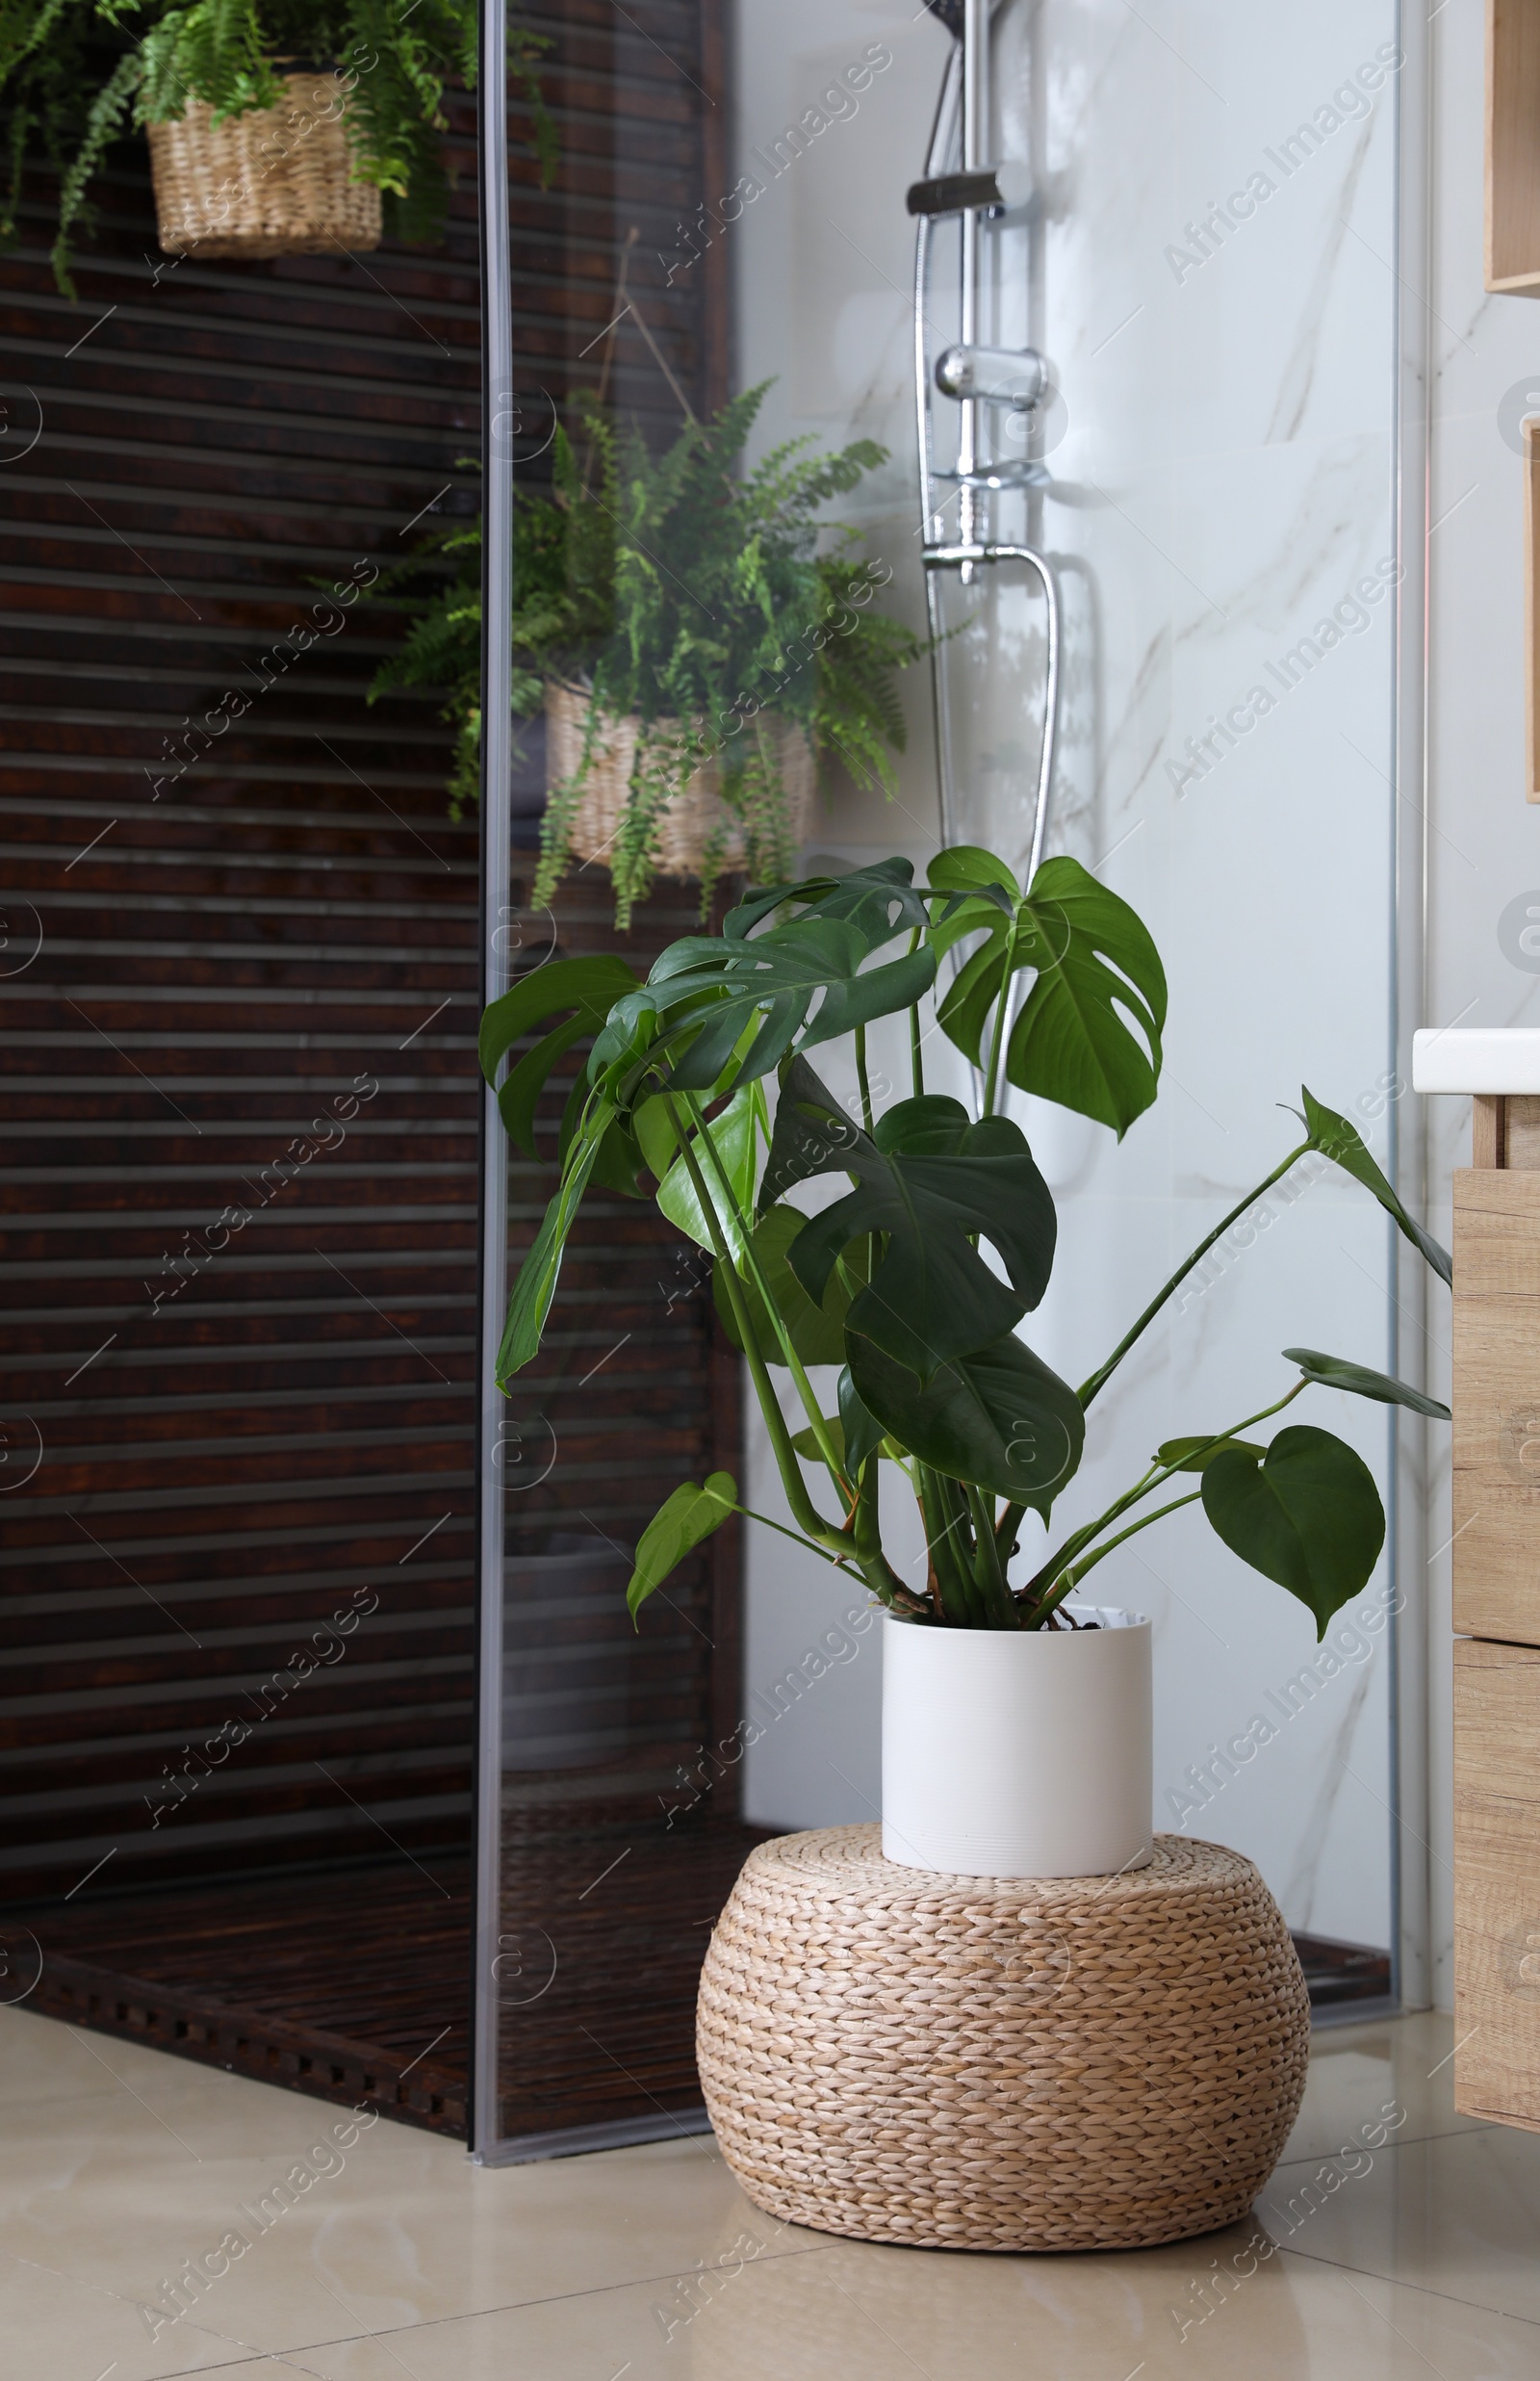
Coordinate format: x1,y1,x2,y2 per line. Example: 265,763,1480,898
730,0,1406,1954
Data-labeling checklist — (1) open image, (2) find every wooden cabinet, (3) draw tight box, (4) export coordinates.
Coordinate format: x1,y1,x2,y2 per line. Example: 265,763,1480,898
1452,1162,1540,1643
1487,0,1540,293
1453,1640,1540,2129
1449,1087,1540,2122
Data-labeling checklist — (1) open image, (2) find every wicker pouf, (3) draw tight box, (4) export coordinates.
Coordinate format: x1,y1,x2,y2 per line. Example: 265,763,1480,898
697,1825,1310,2254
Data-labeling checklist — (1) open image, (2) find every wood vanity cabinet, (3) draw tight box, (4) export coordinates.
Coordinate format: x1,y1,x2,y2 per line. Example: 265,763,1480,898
1453,1093,1540,2129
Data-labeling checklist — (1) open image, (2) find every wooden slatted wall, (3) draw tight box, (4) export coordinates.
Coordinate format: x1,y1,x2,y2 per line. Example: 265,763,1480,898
0,2,732,1904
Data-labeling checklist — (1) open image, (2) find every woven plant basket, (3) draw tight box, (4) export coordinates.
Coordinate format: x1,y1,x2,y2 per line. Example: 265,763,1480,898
545,680,815,881
698,1825,1311,2254
146,70,382,260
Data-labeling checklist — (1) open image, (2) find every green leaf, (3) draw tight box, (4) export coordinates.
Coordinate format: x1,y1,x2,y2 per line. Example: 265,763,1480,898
798,939,937,1052
627,1474,737,1619
790,1418,845,1462
838,1365,886,1475
1283,1347,1451,1420
480,956,641,1155
1157,1435,1266,1474
713,1203,859,1367
1200,1425,1385,1638
621,896,938,1105
934,855,1167,1138
655,1084,765,1268
927,843,1021,903
1299,1088,1452,1288
495,1102,613,1385
726,857,931,947
847,1329,1085,1512
763,1061,1057,1384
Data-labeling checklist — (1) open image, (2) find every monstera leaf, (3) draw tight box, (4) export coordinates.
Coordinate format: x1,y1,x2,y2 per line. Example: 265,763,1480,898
598,915,937,1099
725,856,932,947
1283,1347,1450,1419
847,1328,1085,1511
1297,1088,1452,1287
1157,1435,1266,1473
1200,1425,1385,1638
837,1364,887,1475
931,853,1167,1137
628,1474,737,1618
713,1203,860,1367
495,1098,616,1385
759,1060,1057,1383
479,954,641,1154
649,1083,766,1270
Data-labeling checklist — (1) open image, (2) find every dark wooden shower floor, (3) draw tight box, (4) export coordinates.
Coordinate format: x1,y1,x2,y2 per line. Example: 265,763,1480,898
9,1814,771,2143
10,1849,1391,2145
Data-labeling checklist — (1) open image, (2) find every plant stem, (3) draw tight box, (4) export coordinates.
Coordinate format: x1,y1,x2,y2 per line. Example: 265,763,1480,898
908,928,925,1096
1030,1491,1204,1624
852,1457,928,1613
665,1100,846,1556
731,1498,858,1567
922,1468,984,1624
855,1023,874,1134
981,908,1024,1121
1024,1377,1312,1618
1021,1462,1166,1610
966,1483,1016,1627
677,1090,848,1490
1077,1141,1312,1410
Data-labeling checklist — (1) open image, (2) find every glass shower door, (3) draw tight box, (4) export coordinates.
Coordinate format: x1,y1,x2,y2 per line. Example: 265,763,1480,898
471,0,755,2161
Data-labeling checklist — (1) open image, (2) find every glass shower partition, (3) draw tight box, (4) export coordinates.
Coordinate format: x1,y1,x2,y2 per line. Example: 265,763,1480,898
471,0,753,2161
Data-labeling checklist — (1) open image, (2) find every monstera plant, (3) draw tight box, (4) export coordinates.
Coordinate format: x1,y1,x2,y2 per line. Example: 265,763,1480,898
480,847,1450,1638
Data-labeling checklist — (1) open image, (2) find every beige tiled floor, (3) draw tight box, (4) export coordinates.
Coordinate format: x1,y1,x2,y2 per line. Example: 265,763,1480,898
4,2002,1538,2378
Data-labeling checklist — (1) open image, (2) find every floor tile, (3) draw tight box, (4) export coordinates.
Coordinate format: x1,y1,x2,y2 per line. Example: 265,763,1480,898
1281,2007,1493,2164
0,2250,263,2381
0,1999,227,2114
1260,2119,1540,2328
203,2221,1540,2381
13,2003,1540,2379
0,2015,818,2360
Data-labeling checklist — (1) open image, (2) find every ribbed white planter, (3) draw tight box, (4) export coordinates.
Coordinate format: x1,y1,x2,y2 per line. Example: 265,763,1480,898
881,1606,1153,1879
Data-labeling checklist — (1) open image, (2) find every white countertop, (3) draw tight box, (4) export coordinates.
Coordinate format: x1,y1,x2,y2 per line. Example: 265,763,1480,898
1411,1027,1540,1094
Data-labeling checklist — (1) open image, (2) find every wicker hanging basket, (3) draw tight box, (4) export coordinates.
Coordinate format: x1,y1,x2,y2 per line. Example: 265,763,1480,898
545,681,816,882
146,70,382,260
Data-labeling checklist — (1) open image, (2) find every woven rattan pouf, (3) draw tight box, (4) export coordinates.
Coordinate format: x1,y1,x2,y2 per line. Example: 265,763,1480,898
697,1825,1310,2253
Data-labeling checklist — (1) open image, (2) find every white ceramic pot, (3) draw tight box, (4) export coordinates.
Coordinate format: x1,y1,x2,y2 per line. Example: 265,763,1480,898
881,1605,1153,1879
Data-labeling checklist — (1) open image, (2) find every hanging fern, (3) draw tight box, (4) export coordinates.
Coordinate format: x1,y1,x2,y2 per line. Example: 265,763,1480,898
372,384,928,924
1,0,554,294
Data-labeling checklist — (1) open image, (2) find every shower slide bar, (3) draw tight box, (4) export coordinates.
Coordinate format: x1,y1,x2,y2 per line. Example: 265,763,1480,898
914,0,1059,873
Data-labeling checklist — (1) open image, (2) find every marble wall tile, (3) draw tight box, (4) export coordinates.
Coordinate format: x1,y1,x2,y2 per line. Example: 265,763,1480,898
732,0,1403,1950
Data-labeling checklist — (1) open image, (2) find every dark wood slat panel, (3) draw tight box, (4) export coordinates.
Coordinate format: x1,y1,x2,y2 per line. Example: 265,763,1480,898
1,9,732,1927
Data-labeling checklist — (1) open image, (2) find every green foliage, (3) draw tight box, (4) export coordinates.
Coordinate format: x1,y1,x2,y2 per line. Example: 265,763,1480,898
373,385,925,925
931,846,1167,1137
1282,1347,1451,1419
1296,1084,1453,1285
1200,1427,1386,1640
627,1473,736,1619
480,845,1452,1637
758,1060,1056,1385
2,0,554,296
